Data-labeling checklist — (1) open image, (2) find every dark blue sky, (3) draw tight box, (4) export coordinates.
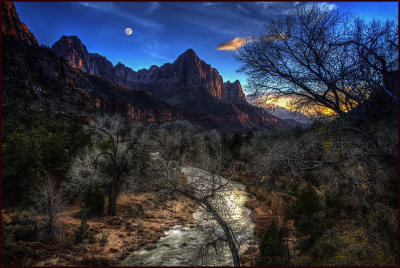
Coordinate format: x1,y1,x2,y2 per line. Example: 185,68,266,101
15,2,398,92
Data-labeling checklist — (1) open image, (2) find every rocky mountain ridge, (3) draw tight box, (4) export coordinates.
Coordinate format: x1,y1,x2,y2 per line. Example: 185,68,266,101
51,36,247,105
2,3,185,124
2,1,38,46
3,2,289,133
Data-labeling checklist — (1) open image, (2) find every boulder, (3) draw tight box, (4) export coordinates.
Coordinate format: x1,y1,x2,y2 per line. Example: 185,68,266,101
145,244,157,250
109,248,119,253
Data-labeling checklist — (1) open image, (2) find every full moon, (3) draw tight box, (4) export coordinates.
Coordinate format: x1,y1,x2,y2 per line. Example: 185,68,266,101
125,28,133,35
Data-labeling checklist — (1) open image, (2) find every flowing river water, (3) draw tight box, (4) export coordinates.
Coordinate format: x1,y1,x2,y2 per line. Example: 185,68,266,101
120,166,255,266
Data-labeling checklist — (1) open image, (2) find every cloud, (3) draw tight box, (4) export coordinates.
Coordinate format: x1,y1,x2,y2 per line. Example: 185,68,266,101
217,37,256,51
202,2,219,8
146,2,160,14
142,39,172,61
78,2,163,31
318,2,337,10
217,33,286,51
306,2,337,11
236,4,250,14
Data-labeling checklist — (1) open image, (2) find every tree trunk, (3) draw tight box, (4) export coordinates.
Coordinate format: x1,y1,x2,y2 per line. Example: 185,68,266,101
205,203,241,266
107,191,117,215
178,189,242,266
107,173,120,215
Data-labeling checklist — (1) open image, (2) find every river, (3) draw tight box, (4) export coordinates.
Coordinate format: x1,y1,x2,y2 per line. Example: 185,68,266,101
120,166,255,266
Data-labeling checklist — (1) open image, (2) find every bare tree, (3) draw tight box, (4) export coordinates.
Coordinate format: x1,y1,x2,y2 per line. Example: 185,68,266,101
152,137,243,266
67,113,147,215
31,175,65,241
347,18,398,103
156,120,200,165
235,5,398,120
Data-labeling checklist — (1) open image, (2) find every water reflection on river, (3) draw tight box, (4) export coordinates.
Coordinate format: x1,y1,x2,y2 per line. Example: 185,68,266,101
120,167,255,266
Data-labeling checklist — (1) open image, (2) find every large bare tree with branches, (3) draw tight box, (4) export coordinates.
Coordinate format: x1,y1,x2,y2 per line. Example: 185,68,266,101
67,113,147,215
31,175,65,240
151,134,244,266
236,5,398,120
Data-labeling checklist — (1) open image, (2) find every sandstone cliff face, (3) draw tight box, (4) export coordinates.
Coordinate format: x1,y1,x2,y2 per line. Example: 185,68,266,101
222,80,247,104
164,48,224,100
90,53,114,80
4,1,288,133
2,3,185,124
51,36,248,105
2,2,38,46
49,36,290,132
113,62,138,89
51,35,99,74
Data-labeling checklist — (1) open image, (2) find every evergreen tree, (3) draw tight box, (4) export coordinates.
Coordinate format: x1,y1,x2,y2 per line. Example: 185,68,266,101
293,184,326,241
256,221,289,266
82,186,105,216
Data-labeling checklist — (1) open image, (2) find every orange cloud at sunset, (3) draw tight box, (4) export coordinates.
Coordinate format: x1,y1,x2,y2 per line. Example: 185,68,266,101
217,37,255,51
217,33,286,51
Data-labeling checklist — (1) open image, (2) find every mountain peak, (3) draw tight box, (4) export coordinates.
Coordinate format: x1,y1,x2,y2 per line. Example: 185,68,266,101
183,48,196,55
177,48,200,62
222,80,247,104
56,35,86,47
51,35,93,71
2,2,39,46
60,35,81,41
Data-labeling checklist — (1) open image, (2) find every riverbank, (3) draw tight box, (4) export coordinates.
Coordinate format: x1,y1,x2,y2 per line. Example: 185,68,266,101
3,192,198,266
120,166,257,266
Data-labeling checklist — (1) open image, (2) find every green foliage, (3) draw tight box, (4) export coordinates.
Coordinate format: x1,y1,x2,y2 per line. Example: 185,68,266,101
13,224,39,242
99,229,109,244
384,173,398,208
2,110,90,206
87,230,97,244
256,221,289,266
311,238,337,259
127,204,144,217
293,184,326,240
326,226,395,265
82,187,105,216
74,216,90,243
2,215,39,265
244,131,254,143
255,189,270,203
222,133,243,159
324,189,342,221
2,131,44,204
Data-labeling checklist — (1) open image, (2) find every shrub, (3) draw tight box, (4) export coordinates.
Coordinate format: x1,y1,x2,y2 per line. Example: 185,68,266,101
74,216,90,243
99,230,109,245
82,245,112,265
2,216,38,265
82,187,105,216
256,221,289,266
88,230,97,244
293,184,326,240
13,224,38,242
255,189,269,203
311,238,337,259
324,189,341,221
128,204,144,217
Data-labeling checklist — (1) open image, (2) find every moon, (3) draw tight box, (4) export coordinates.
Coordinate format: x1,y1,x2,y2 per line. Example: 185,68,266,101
125,28,133,36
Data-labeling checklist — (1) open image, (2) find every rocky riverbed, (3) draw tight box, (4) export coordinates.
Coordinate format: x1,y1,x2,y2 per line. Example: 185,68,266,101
120,166,256,266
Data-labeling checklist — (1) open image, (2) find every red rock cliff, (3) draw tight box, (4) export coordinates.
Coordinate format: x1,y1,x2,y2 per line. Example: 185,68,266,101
2,2,38,46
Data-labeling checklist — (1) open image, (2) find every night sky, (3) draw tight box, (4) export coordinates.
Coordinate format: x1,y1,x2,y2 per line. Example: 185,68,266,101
14,2,398,93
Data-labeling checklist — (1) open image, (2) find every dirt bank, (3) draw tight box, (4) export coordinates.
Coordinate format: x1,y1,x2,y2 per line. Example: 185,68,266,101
3,192,198,266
